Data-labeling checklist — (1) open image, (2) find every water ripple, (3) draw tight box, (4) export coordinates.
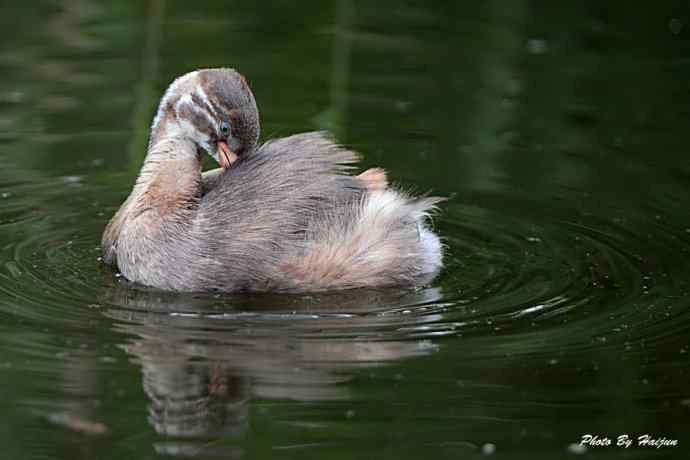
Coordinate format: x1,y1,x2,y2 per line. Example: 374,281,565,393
0,174,689,453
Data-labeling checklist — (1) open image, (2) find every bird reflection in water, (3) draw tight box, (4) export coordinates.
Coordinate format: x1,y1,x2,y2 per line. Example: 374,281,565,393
101,279,444,456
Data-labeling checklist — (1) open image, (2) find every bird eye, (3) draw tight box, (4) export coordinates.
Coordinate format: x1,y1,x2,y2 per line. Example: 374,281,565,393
219,121,230,137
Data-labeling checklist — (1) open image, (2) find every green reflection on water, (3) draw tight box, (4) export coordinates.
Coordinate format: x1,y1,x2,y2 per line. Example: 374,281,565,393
0,1,689,459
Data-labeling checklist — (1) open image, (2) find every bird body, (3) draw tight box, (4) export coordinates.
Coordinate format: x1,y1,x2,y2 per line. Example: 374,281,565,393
102,69,443,293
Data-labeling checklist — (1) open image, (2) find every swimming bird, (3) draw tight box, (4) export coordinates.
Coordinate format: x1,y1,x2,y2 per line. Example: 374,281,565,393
102,68,443,292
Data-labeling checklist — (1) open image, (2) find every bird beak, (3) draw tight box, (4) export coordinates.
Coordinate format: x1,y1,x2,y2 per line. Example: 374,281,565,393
217,141,238,169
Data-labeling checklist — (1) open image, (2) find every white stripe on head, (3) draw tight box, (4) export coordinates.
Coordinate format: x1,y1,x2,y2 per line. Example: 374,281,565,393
195,86,218,120
151,70,200,132
174,94,216,129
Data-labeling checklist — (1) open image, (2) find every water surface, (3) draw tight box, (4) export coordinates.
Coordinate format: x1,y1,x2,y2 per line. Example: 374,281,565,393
1,1,690,459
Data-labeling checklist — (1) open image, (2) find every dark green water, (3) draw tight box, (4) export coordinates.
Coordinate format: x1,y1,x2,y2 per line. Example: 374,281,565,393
1,1,690,459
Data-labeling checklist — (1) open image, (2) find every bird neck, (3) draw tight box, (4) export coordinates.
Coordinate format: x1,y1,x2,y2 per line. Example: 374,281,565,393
101,122,202,263
138,119,201,184
130,120,203,212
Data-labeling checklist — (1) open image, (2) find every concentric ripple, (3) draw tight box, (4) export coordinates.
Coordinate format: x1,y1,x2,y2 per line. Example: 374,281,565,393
1,169,689,456
0,173,687,351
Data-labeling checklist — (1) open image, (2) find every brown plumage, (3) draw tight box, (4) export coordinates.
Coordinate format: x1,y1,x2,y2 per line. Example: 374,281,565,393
102,68,443,293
